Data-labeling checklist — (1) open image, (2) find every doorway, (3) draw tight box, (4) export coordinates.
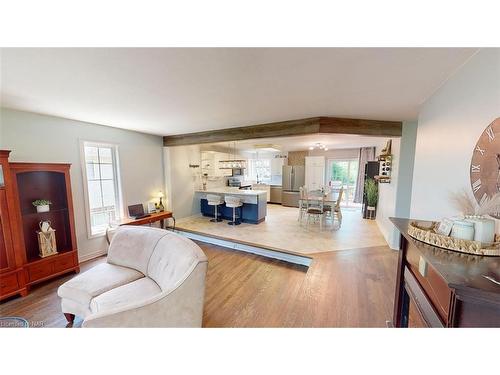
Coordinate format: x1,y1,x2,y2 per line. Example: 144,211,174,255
326,158,360,207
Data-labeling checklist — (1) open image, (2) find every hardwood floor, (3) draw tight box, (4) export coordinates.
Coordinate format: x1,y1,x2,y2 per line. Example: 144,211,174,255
0,241,398,327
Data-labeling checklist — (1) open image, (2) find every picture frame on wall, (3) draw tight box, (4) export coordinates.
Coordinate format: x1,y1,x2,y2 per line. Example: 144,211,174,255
147,202,157,214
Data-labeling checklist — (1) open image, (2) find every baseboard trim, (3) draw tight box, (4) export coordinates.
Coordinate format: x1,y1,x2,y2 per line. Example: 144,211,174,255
78,249,107,263
175,230,312,267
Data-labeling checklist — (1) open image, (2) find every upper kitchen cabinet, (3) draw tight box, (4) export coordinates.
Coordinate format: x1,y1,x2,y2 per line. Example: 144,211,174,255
305,156,325,191
271,158,285,176
201,151,244,177
201,151,216,176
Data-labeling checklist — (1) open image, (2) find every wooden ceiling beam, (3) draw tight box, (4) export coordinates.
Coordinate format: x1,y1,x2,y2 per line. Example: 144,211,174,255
163,116,402,147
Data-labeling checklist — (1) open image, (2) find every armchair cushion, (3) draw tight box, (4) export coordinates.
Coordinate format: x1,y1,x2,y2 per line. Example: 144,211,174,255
147,233,208,291
57,262,143,306
90,277,161,314
107,226,167,275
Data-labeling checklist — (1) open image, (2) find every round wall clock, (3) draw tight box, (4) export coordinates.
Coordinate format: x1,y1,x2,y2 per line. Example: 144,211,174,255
470,117,500,218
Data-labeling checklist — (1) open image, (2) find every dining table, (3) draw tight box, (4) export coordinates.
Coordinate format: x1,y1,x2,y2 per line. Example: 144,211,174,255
298,189,342,229
300,189,340,205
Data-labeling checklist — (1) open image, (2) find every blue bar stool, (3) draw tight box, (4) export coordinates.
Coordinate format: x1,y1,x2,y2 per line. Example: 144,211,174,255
207,194,224,222
224,195,243,226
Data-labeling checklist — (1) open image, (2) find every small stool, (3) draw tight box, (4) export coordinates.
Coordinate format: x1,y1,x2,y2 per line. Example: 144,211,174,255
224,195,243,226
207,194,224,222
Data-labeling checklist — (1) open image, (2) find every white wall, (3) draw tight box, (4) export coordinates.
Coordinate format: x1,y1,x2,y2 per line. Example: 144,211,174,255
375,138,401,249
308,147,360,159
411,49,500,233
0,108,165,261
374,122,418,250
164,145,201,219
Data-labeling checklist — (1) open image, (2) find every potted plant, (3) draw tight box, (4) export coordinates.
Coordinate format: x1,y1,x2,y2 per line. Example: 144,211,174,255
32,199,52,213
364,179,378,219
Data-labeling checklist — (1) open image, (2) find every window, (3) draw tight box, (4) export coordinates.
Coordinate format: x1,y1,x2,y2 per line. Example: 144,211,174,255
82,142,122,237
247,158,272,183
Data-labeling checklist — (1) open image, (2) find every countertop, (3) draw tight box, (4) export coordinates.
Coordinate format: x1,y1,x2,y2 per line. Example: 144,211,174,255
391,217,500,297
195,187,268,196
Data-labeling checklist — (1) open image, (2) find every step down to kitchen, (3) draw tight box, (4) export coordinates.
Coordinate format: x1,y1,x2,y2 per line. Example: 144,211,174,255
174,228,312,267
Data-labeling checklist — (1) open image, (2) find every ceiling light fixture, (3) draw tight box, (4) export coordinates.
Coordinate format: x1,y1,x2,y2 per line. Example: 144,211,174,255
253,144,282,152
309,143,329,151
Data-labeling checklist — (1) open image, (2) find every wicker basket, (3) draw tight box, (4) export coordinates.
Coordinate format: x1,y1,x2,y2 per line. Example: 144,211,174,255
407,221,500,257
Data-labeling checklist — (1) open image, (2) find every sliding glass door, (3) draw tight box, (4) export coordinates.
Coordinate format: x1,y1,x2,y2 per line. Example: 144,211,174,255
326,159,359,206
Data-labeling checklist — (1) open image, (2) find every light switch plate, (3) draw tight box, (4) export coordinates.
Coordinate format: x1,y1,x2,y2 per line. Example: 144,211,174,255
418,256,428,277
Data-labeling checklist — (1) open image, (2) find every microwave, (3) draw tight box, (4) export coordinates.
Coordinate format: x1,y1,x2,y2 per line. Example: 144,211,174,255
231,168,244,176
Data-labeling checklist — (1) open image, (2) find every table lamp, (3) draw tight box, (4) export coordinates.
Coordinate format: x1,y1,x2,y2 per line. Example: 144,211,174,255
158,191,165,212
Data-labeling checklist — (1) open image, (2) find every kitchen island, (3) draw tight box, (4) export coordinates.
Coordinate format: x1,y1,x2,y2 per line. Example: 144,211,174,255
195,188,267,224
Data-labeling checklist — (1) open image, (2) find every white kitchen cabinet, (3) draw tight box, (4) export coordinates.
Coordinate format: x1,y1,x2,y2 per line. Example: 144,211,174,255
201,151,215,176
214,152,233,176
271,158,285,176
305,156,325,191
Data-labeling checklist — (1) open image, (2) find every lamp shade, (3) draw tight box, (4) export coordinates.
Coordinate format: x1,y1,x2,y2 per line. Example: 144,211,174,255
158,191,164,198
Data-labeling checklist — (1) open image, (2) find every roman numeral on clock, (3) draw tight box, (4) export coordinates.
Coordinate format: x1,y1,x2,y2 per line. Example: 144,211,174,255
480,193,488,205
472,179,482,193
475,145,485,155
471,164,480,172
485,126,495,141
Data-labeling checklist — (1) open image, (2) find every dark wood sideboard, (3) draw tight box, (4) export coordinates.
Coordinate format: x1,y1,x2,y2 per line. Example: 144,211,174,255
391,218,500,328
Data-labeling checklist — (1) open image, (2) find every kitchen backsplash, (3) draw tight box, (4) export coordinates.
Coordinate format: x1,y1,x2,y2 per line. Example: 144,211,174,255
287,151,308,166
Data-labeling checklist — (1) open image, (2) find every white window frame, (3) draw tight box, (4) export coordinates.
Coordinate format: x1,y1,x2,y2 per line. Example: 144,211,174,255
247,157,272,183
80,140,124,239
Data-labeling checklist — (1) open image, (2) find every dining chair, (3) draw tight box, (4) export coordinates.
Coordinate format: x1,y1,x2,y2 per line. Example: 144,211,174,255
298,186,308,222
306,194,325,231
332,187,344,228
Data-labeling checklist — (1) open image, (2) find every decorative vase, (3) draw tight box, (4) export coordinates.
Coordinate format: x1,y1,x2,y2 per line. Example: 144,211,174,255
36,205,50,213
465,215,496,244
158,197,165,212
367,206,376,220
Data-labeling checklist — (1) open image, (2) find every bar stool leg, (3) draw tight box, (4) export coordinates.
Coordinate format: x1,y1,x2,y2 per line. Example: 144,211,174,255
228,206,241,225
210,204,222,222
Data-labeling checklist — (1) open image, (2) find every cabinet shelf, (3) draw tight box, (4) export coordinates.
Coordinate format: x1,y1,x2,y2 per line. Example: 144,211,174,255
26,247,73,264
21,207,68,218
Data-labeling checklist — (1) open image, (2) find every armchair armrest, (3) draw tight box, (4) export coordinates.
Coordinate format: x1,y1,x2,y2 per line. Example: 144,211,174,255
82,261,207,328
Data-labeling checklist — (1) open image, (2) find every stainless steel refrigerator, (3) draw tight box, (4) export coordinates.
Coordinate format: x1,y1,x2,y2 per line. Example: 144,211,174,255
281,165,305,207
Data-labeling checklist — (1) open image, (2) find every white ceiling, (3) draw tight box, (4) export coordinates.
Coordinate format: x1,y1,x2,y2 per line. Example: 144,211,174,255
0,48,477,136
208,133,386,152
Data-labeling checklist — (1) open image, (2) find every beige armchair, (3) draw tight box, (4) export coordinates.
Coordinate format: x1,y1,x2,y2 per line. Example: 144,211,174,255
57,226,208,327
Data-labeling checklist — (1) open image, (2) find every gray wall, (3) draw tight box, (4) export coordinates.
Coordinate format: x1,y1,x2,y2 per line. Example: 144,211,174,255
395,121,417,218
0,108,165,261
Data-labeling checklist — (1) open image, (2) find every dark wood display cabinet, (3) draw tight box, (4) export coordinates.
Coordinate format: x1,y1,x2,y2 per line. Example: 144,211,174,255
0,150,79,300
0,151,27,300
391,218,500,328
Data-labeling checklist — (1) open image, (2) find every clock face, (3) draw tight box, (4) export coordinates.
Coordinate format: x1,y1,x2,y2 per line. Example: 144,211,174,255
470,118,500,219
